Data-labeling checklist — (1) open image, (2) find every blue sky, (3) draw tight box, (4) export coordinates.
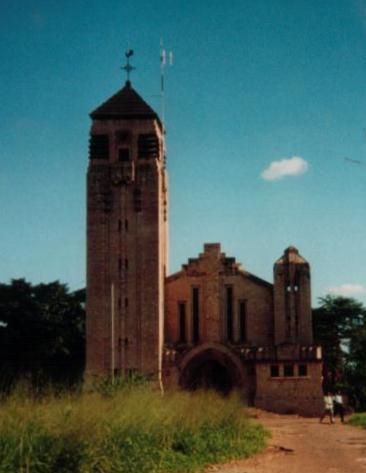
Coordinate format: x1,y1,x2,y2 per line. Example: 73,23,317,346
1,0,366,305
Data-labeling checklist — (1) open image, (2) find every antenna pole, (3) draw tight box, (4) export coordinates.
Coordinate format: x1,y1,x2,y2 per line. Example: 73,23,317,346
111,282,115,384
160,40,173,134
160,40,166,132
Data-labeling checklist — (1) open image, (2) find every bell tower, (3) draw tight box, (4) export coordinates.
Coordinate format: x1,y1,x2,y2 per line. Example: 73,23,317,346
86,65,168,381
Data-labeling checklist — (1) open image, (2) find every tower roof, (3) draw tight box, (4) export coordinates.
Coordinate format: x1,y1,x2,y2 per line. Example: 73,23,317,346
90,81,160,124
275,246,309,265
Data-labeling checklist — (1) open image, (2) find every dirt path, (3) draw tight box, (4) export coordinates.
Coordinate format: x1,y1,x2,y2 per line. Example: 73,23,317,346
207,409,366,473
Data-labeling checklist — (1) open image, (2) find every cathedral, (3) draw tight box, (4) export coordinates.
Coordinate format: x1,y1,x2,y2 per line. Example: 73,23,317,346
86,72,323,416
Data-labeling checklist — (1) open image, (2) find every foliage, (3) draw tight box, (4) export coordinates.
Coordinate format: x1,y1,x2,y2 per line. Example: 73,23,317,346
0,279,85,391
348,412,366,429
313,295,366,408
0,385,268,473
344,323,366,410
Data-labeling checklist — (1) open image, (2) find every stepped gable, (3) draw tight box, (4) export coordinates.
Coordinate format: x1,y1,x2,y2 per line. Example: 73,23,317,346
166,243,271,287
180,243,242,274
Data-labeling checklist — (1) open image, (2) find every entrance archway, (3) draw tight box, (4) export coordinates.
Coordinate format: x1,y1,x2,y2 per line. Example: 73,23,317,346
179,344,245,396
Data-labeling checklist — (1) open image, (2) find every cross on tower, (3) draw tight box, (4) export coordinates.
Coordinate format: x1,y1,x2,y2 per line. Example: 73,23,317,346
122,49,135,84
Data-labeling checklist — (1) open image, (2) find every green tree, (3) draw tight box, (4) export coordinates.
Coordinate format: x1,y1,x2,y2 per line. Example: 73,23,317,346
345,323,366,410
313,295,366,409
0,279,85,391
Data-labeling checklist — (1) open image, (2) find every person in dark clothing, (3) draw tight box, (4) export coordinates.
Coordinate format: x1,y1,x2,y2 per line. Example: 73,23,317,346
333,391,345,423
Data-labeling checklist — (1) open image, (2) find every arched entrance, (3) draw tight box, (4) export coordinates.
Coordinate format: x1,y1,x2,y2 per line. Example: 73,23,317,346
179,344,245,396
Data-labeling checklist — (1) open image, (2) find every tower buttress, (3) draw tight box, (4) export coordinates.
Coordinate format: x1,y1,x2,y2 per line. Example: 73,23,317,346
86,79,168,381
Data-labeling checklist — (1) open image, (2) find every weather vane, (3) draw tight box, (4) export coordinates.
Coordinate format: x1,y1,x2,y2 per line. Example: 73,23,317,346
122,49,135,83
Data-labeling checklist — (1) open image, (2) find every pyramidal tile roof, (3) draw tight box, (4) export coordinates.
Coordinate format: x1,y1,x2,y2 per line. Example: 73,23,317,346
90,81,160,123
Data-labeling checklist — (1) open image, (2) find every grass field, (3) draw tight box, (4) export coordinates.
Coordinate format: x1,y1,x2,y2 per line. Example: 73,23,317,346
0,382,268,473
348,412,366,429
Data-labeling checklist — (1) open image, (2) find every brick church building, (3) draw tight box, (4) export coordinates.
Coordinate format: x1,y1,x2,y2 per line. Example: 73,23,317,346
86,76,323,415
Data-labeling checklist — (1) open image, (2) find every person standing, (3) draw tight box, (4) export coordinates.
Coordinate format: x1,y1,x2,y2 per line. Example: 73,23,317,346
320,392,334,423
333,391,345,423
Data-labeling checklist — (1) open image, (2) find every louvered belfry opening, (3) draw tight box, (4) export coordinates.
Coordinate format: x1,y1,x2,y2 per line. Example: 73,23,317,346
89,134,109,159
138,133,159,159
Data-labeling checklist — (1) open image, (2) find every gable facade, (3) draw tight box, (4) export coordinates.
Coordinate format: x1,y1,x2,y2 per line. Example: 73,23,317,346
163,243,323,415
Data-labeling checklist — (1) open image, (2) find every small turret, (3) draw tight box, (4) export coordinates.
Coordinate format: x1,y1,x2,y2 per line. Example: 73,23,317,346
273,246,313,345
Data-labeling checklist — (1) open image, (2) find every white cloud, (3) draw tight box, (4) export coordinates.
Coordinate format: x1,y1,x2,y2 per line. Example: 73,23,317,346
328,284,366,296
261,156,309,181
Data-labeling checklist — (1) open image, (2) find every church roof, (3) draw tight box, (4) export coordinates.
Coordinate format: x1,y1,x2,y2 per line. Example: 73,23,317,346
90,81,160,123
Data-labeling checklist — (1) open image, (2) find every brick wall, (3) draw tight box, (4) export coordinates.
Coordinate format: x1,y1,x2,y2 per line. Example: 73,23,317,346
86,117,167,380
255,361,324,416
165,243,274,347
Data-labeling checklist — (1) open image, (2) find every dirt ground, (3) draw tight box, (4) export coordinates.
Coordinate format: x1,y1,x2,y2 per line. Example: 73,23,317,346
206,409,366,473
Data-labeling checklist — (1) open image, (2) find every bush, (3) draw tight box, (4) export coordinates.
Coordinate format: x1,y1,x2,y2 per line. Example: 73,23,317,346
348,413,366,429
0,385,268,473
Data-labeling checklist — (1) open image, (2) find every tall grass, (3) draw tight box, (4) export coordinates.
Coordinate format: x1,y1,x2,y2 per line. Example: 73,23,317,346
0,383,268,473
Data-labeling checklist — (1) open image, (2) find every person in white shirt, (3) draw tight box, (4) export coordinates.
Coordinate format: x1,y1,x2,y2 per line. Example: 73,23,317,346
320,392,334,423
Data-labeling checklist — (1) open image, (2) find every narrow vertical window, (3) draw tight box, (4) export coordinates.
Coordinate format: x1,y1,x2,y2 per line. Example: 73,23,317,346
178,302,186,343
118,220,122,232
125,258,128,270
226,286,233,342
239,300,247,343
118,258,122,274
192,288,199,343
125,297,129,308
118,148,130,162
125,219,129,232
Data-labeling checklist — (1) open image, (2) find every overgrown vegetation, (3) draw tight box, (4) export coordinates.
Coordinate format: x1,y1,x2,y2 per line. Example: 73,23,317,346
0,383,268,473
347,413,366,429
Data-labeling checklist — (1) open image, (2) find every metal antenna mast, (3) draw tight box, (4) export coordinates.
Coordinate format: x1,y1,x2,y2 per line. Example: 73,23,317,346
160,39,173,132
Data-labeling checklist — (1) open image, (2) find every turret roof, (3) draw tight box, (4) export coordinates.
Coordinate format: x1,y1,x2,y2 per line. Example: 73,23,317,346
90,81,160,123
275,246,309,265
